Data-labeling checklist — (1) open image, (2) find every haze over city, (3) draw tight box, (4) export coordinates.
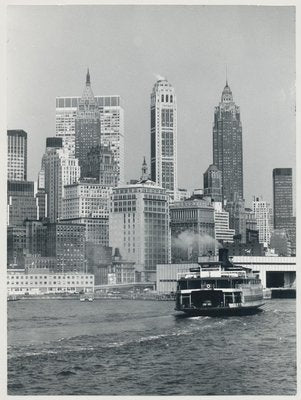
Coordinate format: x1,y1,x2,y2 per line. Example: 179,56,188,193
7,5,295,206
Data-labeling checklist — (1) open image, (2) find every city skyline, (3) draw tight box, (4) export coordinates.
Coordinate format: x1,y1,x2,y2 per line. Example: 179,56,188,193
7,5,295,207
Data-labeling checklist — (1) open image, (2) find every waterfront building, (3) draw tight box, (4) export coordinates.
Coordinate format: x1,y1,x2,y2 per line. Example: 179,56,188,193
156,256,296,293
213,202,235,244
108,248,136,285
225,193,246,243
273,168,295,254
75,69,101,177
170,197,215,262
150,79,177,199
56,95,124,184
42,138,80,222
203,164,222,203
7,226,26,267
7,180,38,226
7,130,27,181
62,180,111,246
109,161,170,281
213,81,243,202
7,269,94,296
270,229,291,257
252,197,273,246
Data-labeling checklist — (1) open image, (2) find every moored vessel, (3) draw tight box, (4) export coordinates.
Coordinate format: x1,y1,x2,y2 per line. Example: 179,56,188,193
175,249,264,316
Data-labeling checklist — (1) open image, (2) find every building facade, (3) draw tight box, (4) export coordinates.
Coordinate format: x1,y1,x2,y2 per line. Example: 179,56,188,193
7,130,27,181
7,180,38,226
42,222,86,273
213,202,235,244
109,178,170,281
56,90,124,184
86,144,118,187
62,181,111,246
213,81,243,202
7,270,94,296
42,139,80,222
252,197,273,246
150,79,177,198
170,198,215,262
75,70,101,177
273,168,295,254
203,164,222,203
225,193,246,243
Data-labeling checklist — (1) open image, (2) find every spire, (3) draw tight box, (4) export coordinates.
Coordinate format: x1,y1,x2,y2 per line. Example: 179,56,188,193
141,156,148,181
226,64,228,87
86,68,90,86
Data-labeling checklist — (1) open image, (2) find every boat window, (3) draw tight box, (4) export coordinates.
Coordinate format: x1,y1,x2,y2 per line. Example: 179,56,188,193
177,281,187,290
187,280,201,289
216,280,230,288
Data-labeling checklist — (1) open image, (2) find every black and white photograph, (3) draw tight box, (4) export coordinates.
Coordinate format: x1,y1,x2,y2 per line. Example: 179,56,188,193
3,1,298,397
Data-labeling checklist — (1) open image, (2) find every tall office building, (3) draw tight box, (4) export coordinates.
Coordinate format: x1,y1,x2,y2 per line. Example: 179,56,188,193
273,168,295,255
203,164,222,203
7,181,38,226
109,164,170,281
170,198,215,262
75,70,101,176
213,81,243,202
56,93,124,183
7,130,27,181
252,197,273,245
150,79,177,198
42,138,80,222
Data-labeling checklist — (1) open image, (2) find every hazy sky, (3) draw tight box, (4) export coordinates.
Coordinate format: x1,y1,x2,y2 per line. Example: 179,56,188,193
7,5,295,207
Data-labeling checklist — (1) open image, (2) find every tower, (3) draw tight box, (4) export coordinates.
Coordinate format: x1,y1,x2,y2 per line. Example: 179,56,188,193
7,130,27,181
213,81,243,202
272,168,295,255
150,78,177,198
203,164,222,203
75,69,101,177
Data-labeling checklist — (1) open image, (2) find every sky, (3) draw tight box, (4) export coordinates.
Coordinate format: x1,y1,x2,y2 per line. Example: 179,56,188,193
7,5,296,207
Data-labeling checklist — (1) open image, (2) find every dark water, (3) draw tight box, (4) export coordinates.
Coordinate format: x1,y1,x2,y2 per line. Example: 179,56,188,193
8,299,296,395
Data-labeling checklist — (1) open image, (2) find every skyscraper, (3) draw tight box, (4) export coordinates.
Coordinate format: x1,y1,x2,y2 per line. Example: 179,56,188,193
273,168,293,228
272,168,295,255
56,76,125,184
75,69,101,177
203,164,222,203
7,130,27,181
150,79,177,198
42,138,80,222
109,162,170,281
213,81,243,202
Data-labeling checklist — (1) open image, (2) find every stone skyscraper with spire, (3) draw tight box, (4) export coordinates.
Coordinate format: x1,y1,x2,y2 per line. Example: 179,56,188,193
75,69,101,177
213,80,243,203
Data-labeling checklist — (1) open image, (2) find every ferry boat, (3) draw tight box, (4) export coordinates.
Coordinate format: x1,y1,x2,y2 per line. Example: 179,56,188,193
175,249,264,316
79,293,94,302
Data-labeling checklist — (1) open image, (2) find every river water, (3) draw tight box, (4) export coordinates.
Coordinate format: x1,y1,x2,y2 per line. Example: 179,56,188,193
8,298,296,396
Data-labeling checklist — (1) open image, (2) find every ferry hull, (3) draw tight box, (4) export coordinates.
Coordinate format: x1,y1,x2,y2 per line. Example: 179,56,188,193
175,304,264,317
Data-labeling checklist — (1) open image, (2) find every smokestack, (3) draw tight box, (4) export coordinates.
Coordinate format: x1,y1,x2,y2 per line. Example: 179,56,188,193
218,248,232,267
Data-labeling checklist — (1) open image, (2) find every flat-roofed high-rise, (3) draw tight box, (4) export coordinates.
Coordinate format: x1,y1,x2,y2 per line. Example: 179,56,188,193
7,130,27,181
